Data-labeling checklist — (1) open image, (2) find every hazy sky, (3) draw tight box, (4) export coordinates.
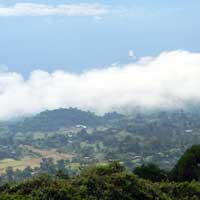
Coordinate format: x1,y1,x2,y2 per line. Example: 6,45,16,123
0,1,199,118
0,0,199,76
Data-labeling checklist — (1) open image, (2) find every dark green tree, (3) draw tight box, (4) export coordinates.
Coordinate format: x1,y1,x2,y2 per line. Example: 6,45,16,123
171,145,200,181
40,158,56,174
133,163,167,182
5,167,14,182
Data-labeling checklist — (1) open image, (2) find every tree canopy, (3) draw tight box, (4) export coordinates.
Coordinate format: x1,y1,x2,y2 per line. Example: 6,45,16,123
171,145,200,181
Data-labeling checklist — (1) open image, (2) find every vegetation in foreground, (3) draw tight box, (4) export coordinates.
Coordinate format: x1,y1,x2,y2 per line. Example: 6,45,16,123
0,162,200,200
1,145,200,199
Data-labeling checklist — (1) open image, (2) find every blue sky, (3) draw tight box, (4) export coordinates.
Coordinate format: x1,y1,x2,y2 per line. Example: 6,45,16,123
0,1,200,118
0,0,199,76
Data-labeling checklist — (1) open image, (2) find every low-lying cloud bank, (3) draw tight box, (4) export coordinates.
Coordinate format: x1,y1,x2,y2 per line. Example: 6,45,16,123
0,3,108,17
1,50,200,119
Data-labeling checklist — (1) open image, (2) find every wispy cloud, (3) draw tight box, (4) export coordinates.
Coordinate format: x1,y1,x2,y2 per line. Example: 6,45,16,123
0,3,109,17
0,50,200,119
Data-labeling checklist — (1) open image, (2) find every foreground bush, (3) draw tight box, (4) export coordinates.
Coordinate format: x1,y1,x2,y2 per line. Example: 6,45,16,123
0,162,200,199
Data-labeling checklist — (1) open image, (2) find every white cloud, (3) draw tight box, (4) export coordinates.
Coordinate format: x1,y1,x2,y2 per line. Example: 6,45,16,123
0,50,200,119
0,3,109,17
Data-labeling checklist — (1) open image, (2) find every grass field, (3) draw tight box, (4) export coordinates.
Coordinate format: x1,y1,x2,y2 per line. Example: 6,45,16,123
0,145,74,175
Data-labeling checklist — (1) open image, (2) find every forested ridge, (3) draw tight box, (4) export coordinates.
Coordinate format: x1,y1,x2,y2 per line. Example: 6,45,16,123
0,108,200,199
